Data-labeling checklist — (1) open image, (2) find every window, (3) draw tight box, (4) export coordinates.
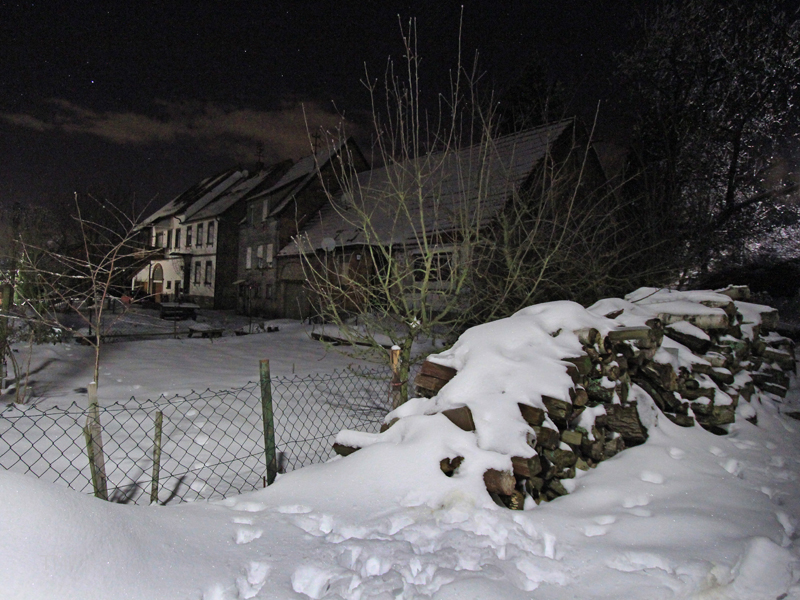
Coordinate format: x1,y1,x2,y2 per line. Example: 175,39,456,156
186,226,193,248
207,222,214,246
247,202,258,226
194,261,201,284
245,247,252,270
204,261,213,284
256,245,264,268
266,243,274,266
261,199,269,221
166,280,172,290
166,230,172,249
174,229,181,249
196,223,204,247
155,231,164,247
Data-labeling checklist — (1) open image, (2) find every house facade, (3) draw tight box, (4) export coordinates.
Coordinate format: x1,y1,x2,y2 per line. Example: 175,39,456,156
278,119,607,317
236,140,368,319
132,162,291,308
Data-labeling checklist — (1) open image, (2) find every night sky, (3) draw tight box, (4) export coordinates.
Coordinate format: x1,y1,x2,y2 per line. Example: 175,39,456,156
1,1,640,215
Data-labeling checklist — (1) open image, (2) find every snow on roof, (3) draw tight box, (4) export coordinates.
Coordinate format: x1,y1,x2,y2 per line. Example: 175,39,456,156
281,120,574,256
247,139,351,218
139,162,290,229
140,168,244,226
187,164,286,222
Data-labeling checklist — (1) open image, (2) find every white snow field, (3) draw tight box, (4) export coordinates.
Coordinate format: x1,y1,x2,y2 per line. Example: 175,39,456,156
1,300,799,599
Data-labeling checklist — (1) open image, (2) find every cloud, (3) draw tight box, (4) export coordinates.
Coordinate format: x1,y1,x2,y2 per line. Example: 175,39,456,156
0,113,54,132
0,99,354,161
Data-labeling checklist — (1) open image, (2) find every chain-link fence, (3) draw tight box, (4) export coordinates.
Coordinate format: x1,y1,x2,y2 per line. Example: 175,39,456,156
0,366,402,504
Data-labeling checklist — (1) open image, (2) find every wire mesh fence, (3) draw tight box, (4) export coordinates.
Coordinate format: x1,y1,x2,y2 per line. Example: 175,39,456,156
0,365,406,505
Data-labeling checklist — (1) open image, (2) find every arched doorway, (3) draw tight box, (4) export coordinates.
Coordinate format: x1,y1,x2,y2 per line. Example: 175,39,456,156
151,263,164,303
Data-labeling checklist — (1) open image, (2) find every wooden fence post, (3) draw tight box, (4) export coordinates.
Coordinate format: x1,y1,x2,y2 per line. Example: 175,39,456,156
84,382,108,500
150,410,163,504
260,359,277,485
390,345,402,410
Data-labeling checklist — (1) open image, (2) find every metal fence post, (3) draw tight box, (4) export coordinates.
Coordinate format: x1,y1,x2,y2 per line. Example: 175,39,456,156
150,410,163,504
260,359,277,485
85,382,108,500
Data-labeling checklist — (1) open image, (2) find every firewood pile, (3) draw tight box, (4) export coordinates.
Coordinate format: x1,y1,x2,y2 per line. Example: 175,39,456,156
334,286,796,509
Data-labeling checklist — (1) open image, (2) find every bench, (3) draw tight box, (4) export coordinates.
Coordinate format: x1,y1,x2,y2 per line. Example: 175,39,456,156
160,303,199,321
188,324,224,339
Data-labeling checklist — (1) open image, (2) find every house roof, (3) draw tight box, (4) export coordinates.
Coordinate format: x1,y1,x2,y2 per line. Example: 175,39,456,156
140,167,244,227
140,161,289,228
245,138,352,218
281,119,575,256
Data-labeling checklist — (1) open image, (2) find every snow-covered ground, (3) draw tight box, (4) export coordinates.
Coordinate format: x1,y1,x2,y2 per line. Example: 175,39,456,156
1,304,799,599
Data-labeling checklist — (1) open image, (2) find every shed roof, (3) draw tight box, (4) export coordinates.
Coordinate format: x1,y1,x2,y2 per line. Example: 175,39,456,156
281,119,574,256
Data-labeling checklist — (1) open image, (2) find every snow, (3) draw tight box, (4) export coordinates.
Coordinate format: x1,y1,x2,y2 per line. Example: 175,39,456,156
1,301,800,599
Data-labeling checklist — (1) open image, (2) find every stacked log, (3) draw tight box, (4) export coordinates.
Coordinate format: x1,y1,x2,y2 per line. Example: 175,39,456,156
334,285,796,510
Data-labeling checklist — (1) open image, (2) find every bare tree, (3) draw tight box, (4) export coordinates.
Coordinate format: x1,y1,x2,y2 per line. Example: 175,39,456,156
9,193,153,393
296,20,645,406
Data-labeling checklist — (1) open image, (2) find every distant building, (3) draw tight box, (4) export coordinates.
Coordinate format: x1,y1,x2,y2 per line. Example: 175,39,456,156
280,119,604,315
132,161,291,308
236,139,368,319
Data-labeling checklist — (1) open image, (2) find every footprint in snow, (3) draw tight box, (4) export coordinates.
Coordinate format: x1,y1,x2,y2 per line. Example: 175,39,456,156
769,455,786,468
731,439,758,450
594,515,616,525
627,507,652,517
640,471,664,484
235,527,263,545
291,564,338,599
275,504,313,514
292,513,335,537
231,516,253,525
765,441,778,450
708,445,726,457
622,494,650,508
668,447,685,460
236,561,270,599
583,524,610,537
720,459,741,476
232,501,268,513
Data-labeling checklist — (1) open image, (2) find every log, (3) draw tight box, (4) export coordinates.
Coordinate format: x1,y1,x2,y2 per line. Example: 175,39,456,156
574,327,601,347
716,285,750,301
333,443,359,457
570,387,589,407
483,469,516,496
419,360,458,380
511,456,542,478
441,406,476,431
440,456,463,476
604,403,647,446
563,354,594,376
531,425,560,450
606,326,660,349
664,325,712,354
560,429,583,447
414,360,458,396
542,395,572,427
664,412,695,427
518,403,545,426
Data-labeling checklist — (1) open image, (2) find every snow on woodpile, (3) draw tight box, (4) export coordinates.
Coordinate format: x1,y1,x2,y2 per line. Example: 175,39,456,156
335,285,796,509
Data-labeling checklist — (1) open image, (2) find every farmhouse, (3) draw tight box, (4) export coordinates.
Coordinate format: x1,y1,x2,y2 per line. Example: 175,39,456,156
236,139,368,319
131,161,291,308
279,119,603,317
